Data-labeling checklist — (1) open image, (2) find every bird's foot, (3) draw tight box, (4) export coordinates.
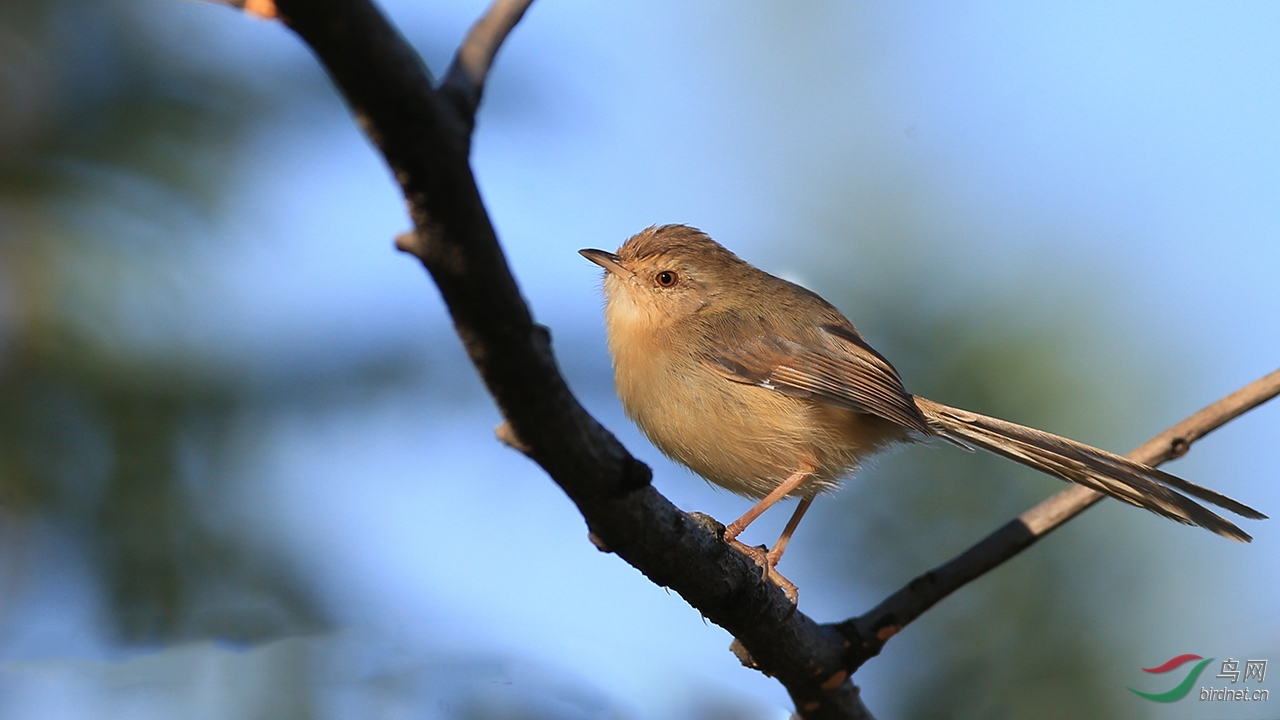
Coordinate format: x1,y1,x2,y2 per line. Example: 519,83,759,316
729,539,799,606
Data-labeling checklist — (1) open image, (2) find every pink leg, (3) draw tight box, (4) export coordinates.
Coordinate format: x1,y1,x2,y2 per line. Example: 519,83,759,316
724,468,812,543
766,496,813,567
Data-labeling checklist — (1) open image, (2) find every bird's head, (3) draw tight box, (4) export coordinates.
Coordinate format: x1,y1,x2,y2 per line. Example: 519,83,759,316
580,224,747,334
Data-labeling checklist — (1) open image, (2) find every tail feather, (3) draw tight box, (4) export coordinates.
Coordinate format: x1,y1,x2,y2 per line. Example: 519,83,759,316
914,397,1266,542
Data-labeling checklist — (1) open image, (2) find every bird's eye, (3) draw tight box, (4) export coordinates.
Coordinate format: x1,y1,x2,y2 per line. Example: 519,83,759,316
655,270,678,287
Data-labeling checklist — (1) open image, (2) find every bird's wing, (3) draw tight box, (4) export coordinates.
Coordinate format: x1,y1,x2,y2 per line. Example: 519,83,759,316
705,321,932,435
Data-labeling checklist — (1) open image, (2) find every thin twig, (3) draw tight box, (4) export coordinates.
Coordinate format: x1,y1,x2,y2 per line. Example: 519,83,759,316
439,0,535,137
443,0,535,112
837,367,1280,670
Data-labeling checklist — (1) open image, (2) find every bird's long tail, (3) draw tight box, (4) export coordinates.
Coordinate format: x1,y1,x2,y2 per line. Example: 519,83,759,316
913,397,1267,542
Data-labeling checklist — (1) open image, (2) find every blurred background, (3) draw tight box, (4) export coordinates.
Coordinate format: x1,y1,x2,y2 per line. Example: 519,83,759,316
0,0,1277,718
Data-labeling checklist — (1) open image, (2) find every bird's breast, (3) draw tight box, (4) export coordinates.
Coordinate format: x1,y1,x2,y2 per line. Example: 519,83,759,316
606,323,905,498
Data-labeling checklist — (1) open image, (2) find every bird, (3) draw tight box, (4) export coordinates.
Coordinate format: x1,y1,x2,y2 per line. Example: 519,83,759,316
579,224,1264,580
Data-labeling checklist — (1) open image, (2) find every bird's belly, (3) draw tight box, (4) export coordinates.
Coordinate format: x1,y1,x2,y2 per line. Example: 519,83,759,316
618,358,906,499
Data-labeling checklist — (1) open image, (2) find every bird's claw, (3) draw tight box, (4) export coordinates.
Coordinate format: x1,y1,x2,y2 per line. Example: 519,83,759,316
729,539,799,606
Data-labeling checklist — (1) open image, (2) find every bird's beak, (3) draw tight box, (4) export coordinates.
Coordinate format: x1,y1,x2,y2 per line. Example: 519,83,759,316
579,248,629,278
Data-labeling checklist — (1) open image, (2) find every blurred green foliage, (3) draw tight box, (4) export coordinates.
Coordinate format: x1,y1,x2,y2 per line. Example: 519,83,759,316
0,0,323,644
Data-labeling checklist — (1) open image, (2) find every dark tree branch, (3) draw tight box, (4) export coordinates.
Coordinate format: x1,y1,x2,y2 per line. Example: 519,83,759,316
836,367,1280,671
220,1,1276,717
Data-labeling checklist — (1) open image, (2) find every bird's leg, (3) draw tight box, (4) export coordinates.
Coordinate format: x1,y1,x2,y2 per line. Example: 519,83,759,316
721,468,814,605
723,468,812,543
766,496,813,568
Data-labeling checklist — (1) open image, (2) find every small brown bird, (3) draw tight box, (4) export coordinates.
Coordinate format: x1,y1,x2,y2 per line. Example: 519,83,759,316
581,224,1264,574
